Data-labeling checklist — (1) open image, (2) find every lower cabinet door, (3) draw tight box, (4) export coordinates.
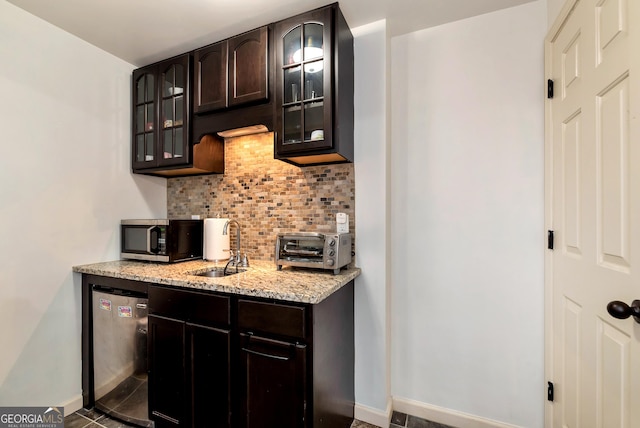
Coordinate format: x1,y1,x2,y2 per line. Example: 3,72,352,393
148,315,186,427
239,333,307,428
188,323,231,428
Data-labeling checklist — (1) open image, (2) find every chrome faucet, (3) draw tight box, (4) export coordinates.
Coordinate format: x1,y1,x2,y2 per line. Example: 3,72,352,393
223,219,249,268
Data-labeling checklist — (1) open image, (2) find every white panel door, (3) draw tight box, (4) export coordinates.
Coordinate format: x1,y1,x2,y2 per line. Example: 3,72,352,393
547,0,640,427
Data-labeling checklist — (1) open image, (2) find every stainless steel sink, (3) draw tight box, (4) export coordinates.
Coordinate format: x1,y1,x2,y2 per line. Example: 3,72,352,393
195,268,247,277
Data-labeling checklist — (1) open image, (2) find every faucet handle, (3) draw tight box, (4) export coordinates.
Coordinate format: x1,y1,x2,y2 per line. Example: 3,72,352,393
228,250,235,261
241,254,250,267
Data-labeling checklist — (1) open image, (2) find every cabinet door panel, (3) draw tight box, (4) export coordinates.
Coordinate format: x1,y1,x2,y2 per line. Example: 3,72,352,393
132,68,158,169
274,4,354,165
188,323,231,428
194,41,228,113
158,58,190,167
229,27,268,107
275,7,333,155
239,334,306,428
148,315,186,427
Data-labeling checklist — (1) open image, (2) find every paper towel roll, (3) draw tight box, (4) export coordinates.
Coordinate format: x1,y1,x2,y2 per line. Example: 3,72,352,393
203,218,230,261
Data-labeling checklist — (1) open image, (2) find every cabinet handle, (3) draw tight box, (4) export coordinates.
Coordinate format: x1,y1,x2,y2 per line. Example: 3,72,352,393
151,411,180,425
242,347,290,361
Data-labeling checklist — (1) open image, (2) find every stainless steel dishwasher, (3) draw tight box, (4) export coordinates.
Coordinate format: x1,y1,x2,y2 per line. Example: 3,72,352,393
92,287,152,427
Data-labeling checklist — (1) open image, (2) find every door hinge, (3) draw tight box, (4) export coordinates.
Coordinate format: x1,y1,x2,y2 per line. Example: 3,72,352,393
547,79,554,99
548,230,554,250
547,381,554,402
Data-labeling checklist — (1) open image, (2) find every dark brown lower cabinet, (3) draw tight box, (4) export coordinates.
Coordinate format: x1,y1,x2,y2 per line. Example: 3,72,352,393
239,334,306,428
189,323,231,428
148,315,186,427
147,281,354,428
148,286,232,428
148,316,231,428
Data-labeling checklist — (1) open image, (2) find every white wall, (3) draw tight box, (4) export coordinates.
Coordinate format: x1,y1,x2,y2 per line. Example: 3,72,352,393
353,20,391,425
0,1,166,410
390,2,545,427
546,0,566,28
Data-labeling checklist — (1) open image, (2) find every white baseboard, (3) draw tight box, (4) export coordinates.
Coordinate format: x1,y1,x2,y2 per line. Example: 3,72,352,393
354,399,392,427
392,397,523,428
60,395,83,416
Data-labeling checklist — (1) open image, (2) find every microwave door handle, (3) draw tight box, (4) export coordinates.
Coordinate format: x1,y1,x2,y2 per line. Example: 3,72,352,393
147,226,160,254
146,227,151,253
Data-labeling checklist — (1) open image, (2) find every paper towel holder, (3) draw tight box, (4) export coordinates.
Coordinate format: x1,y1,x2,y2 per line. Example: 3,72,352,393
203,217,231,262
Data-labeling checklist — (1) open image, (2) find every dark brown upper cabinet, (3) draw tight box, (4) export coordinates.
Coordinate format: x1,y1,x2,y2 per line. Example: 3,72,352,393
194,26,269,114
132,54,190,171
229,28,269,107
132,54,224,177
274,3,354,166
193,41,227,113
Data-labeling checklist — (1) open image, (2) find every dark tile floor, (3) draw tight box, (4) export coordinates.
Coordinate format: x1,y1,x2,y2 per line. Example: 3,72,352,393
63,408,133,428
65,409,454,428
389,411,455,428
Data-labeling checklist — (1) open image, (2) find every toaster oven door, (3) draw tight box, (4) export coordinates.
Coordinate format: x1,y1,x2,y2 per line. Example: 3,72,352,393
277,234,325,269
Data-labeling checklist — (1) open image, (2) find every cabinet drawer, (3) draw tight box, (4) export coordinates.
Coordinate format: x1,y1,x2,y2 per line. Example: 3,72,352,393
191,292,230,326
149,286,230,326
237,299,306,339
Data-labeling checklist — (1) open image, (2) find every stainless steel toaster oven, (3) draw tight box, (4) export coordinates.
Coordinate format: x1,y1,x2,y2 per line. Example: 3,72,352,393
275,232,352,274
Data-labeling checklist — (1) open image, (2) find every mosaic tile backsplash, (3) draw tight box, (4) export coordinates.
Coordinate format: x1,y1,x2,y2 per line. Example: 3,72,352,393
167,132,355,262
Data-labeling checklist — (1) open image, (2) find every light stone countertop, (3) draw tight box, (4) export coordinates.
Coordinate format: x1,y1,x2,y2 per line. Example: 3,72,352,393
73,259,360,304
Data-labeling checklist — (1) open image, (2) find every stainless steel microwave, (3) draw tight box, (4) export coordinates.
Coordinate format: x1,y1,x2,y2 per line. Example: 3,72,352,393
120,219,203,262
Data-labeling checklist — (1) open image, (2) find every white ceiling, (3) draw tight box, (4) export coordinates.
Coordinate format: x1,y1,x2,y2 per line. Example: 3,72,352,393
7,0,537,67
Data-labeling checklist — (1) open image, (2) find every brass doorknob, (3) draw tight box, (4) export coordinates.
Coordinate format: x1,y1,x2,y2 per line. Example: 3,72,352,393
607,300,640,324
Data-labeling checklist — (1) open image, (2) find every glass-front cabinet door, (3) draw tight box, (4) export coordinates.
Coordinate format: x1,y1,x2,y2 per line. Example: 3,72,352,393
160,61,188,165
275,7,333,154
132,55,191,171
133,69,156,169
